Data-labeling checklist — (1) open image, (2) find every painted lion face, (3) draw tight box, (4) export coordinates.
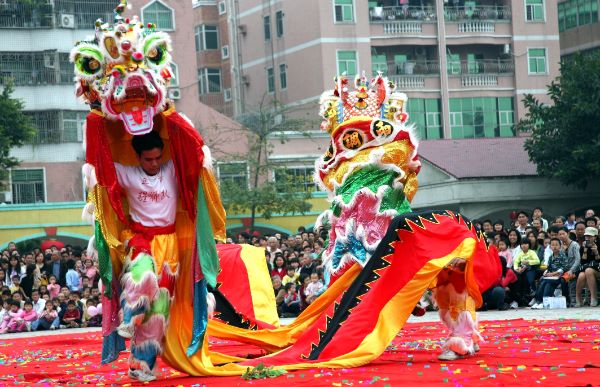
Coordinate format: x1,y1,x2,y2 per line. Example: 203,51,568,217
70,14,173,135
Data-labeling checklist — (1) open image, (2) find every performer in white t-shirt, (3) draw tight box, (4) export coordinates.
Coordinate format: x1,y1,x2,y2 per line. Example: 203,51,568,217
114,130,179,382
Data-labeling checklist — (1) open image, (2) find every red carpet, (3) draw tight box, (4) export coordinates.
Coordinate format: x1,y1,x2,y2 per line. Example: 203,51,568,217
0,319,598,386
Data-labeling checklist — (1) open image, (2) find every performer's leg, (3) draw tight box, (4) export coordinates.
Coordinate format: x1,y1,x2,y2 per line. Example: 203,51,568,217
434,273,482,361
127,249,178,382
119,252,159,338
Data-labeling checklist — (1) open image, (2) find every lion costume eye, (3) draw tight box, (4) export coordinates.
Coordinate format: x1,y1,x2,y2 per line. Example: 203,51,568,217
141,32,171,68
70,44,105,80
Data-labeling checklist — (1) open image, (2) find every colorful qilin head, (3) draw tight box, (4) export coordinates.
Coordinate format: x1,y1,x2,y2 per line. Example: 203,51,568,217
70,0,173,135
318,71,409,134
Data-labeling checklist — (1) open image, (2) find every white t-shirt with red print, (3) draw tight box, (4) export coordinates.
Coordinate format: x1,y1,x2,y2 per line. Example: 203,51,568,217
115,160,177,227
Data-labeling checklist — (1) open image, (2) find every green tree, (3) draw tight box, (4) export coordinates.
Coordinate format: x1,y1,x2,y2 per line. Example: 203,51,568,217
0,83,36,187
219,97,315,232
517,53,600,189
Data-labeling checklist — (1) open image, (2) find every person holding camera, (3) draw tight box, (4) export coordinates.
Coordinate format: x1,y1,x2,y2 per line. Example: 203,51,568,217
575,227,599,307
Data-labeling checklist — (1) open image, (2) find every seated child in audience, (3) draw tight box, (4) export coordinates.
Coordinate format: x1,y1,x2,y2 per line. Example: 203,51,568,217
83,298,102,327
281,282,301,317
304,272,324,304
21,301,38,331
530,238,570,309
61,300,81,328
46,275,60,299
0,300,24,333
282,266,300,286
36,302,59,331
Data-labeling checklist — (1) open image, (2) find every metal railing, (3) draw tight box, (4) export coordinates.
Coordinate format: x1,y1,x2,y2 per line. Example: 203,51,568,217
384,60,441,76
444,5,511,21
23,110,84,144
0,0,115,29
446,59,515,76
0,52,73,86
370,6,437,22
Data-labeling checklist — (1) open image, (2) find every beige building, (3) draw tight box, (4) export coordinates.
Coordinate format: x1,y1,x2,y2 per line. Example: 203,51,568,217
558,0,600,57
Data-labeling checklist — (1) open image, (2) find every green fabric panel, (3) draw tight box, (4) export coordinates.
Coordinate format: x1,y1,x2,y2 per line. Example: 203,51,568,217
332,167,411,215
130,254,156,283
196,180,221,288
95,221,112,298
148,288,170,319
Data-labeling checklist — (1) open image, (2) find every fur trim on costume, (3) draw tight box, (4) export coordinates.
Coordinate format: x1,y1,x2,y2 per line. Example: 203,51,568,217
207,292,216,318
82,163,97,190
129,339,162,372
82,202,95,224
201,145,214,171
132,314,167,345
86,236,97,262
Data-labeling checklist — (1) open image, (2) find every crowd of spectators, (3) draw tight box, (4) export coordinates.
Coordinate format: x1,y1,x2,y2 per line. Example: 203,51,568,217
1,207,598,332
0,244,102,334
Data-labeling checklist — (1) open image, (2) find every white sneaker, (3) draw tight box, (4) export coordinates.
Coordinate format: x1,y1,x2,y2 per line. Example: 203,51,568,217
117,323,135,339
438,349,462,361
528,298,536,307
509,301,519,309
531,303,543,309
128,368,156,382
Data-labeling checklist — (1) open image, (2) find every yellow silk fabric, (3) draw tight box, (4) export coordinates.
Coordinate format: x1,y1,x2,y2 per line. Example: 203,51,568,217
120,229,179,275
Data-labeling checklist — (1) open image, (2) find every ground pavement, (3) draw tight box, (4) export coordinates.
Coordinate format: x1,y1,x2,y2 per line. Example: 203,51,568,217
0,307,599,386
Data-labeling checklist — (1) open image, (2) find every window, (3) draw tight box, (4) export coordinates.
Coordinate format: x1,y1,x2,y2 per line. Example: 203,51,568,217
221,45,229,59
218,162,248,188
449,97,514,139
142,1,174,30
274,166,320,193
371,54,387,76
218,1,226,14
267,67,275,93
263,15,271,40
194,25,219,51
0,52,73,86
558,0,598,31
198,68,222,94
169,62,179,87
406,99,442,140
334,0,354,23
528,48,547,74
224,88,232,102
276,10,284,37
11,169,45,204
62,111,86,142
525,0,544,22
279,63,287,89
337,50,357,77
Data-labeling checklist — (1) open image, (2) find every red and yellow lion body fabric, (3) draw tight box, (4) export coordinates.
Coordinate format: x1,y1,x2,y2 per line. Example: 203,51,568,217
75,2,500,379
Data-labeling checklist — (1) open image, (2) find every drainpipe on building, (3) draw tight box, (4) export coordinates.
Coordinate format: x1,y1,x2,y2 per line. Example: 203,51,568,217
436,0,451,139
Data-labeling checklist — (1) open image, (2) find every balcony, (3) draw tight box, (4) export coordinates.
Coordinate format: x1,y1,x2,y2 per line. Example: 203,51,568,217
0,0,114,29
385,59,440,90
444,5,511,22
447,59,514,88
370,6,438,38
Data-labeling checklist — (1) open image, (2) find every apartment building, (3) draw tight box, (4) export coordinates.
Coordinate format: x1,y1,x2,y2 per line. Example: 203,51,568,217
558,0,600,57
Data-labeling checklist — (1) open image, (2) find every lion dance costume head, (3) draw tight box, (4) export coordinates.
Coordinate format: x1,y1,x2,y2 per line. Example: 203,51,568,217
71,0,172,135
315,71,421,280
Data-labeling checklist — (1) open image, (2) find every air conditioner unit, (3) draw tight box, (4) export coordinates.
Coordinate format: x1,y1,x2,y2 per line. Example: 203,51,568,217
242,75,250,85
60,13,75,29
168,88,181,100
0,191,12,204
415,47,427,57
238,24,247,36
